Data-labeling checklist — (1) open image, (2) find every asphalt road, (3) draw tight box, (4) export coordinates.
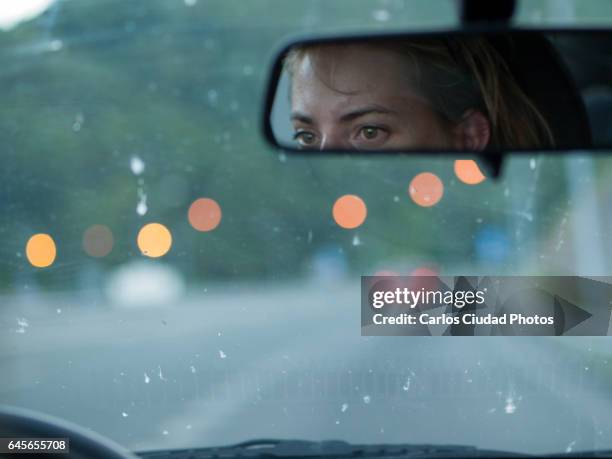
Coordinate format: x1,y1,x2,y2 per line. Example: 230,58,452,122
1,280,612,455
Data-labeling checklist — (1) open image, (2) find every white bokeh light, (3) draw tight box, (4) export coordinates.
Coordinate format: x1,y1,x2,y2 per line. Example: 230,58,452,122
0,0,55,30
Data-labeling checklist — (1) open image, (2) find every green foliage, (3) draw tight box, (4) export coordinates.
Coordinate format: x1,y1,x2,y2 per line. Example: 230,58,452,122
0,0,606,291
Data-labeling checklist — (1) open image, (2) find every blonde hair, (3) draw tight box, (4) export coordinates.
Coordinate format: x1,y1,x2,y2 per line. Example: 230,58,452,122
285,37,555,149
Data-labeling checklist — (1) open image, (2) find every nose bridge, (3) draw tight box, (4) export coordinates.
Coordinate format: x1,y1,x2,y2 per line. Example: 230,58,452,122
320,128,346,150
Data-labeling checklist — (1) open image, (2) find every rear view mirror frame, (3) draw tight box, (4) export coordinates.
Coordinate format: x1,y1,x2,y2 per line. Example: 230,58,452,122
261,25,612,164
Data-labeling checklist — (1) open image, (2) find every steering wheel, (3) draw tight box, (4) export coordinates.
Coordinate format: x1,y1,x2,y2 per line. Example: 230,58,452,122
0,405,138,459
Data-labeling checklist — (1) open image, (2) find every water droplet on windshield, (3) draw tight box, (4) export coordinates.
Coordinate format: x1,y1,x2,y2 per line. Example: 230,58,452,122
136,193,148,216
130,155,145,175
16,318,29,334
144,373,150,384
341,403,348,412
529,158,537,170
121,412,128,418
372,9,390,21
72,113,84,132
362,395,371,404
207,89,218,105
504,396,516,414
219,350,227,359
49,40,63,52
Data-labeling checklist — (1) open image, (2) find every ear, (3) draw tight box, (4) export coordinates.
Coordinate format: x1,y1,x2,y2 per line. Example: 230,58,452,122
453,110,491,151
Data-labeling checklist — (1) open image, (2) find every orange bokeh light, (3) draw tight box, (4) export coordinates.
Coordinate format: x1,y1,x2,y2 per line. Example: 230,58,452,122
409,267,440,291
373,270,400,277
83,224,114,258
188,198,222,232
409,267,439,277
137,223,172,258
454,160,486,185
408,172,444,207
332,194,367,229
26,233,56,268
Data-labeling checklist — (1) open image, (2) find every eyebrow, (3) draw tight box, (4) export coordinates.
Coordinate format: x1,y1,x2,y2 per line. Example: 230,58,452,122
338,106,397,122
290,112,314,124
290,105,397,125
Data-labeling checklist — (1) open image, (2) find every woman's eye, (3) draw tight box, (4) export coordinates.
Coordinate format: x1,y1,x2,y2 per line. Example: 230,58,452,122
360,126,380,140
355,126,389,146
293,131,317,146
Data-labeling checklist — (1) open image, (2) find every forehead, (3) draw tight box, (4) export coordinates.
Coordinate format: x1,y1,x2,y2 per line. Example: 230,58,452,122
290,44,416,108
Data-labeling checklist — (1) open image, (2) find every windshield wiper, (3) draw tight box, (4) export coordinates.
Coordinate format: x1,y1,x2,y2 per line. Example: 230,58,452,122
136,439,530,458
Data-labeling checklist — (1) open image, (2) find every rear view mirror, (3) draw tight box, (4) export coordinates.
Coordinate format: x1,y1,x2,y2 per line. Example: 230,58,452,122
263,30,612,153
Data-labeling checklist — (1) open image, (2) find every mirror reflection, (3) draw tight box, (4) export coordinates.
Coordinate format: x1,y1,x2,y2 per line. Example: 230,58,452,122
269,32,603,152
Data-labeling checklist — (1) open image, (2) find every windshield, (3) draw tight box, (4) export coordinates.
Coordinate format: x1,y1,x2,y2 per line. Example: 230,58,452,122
2,0,612,456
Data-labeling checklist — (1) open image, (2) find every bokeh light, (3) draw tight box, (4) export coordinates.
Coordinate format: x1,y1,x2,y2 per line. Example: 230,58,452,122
454,160,486,185
408,172,444,207
373,270,400,277
137,223,172,258
83,224,114,258
26,233,56,268
409,267,439,277
332,194,367,229
409,266,440,291
188,198,222,232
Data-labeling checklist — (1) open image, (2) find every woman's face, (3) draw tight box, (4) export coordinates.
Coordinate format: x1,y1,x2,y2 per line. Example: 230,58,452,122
289,44,456,151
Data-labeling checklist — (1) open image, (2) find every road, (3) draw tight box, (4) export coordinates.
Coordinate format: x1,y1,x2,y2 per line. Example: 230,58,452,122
1,279,611,455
